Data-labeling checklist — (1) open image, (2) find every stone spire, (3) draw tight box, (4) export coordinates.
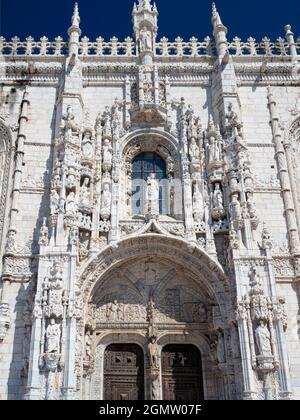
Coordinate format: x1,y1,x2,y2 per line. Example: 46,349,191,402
132,0,158,65
68,2,82,57
211,3,228,63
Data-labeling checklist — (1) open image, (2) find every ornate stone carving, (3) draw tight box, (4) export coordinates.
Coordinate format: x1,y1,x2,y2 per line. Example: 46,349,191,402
0,303,10,341
39,218,49,247
145,173,159,219
100,184,111,221
45,318,61,354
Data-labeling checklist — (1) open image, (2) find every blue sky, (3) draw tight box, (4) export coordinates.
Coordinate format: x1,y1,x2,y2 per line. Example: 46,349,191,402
1,0,300,42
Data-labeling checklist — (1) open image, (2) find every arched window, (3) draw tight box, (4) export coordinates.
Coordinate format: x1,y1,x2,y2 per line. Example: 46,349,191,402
132,152,168,216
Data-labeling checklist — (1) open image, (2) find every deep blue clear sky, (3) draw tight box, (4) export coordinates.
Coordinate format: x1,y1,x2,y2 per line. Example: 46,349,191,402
1,0,300,42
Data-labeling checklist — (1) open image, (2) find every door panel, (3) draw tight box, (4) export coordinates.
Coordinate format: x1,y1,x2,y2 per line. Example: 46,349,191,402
104,344,144,401
162,344,204,401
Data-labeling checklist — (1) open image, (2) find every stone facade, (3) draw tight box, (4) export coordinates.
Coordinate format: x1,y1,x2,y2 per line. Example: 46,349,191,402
0,1,300,400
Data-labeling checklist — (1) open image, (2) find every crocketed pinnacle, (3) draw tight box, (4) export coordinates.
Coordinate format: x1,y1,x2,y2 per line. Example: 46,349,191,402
211,2,223,27
71,2,80,27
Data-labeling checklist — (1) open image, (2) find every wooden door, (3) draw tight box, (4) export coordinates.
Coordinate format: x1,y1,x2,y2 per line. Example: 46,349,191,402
162,344,204,401
104,344,144,400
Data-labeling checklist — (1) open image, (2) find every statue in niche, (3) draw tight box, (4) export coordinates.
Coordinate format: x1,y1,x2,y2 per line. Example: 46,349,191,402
101,106,112,138
80,177,90,207
247,193,257,219
145,173,159,216
39,218,49,246
51,173,61,189
46,319,61,354
207,135,221,163
82,131,94,159
139,27,152,52
50,190,60,215
189,138,200,162
148,336,159,370
101,184,111,220
111,98,123,135
102,138,113,166
229,194,241,220
193,184,205,223
66,172,77,189
212,183,224,210
255,320,272,357
66,191,78,215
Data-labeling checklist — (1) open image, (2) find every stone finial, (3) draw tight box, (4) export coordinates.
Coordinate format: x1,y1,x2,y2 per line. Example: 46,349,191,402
211,2,223,27
285,24,298,60
211,2,228,63
138,0,152,11
68,2,82,57
72,2,80,28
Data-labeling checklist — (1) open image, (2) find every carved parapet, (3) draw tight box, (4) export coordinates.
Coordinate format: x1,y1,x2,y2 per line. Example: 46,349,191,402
0,303,10,341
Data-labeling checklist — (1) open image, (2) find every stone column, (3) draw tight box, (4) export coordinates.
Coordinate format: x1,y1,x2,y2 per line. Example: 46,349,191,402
61,251,77,399
25,253,48,400
9,89,29,236
267,87,300,256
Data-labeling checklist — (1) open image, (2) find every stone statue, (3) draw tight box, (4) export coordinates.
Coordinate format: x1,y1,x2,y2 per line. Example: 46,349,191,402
226,102,239,127
63,105,79,137
85,331,92,359
46,319,61,354
255,321,272,357
66,191,78,215
102,139,113,166
213,183,224,210
148,337,159,369
101,184,111,221
102,106,112,138
193,184,204,223
39,218,49,246
50,190,60,215
207,136,221,163
106,300,122,322
229,194,241,220
139,27,152,51
51,174,61,189
80,178,90,207
189,138,200,162
145,173,159,216
66,172,76,189
82,131,94,159
247,193,257,219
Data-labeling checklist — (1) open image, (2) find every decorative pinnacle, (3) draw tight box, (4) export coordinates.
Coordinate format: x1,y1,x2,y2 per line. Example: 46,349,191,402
138,0,152,11
211,2,223,27
285,24,293,36
72,2,80,27
212,2,217,15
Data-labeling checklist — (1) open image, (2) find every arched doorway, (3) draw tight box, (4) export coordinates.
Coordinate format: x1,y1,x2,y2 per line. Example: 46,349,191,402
104,344,145,400
162,344,204,401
